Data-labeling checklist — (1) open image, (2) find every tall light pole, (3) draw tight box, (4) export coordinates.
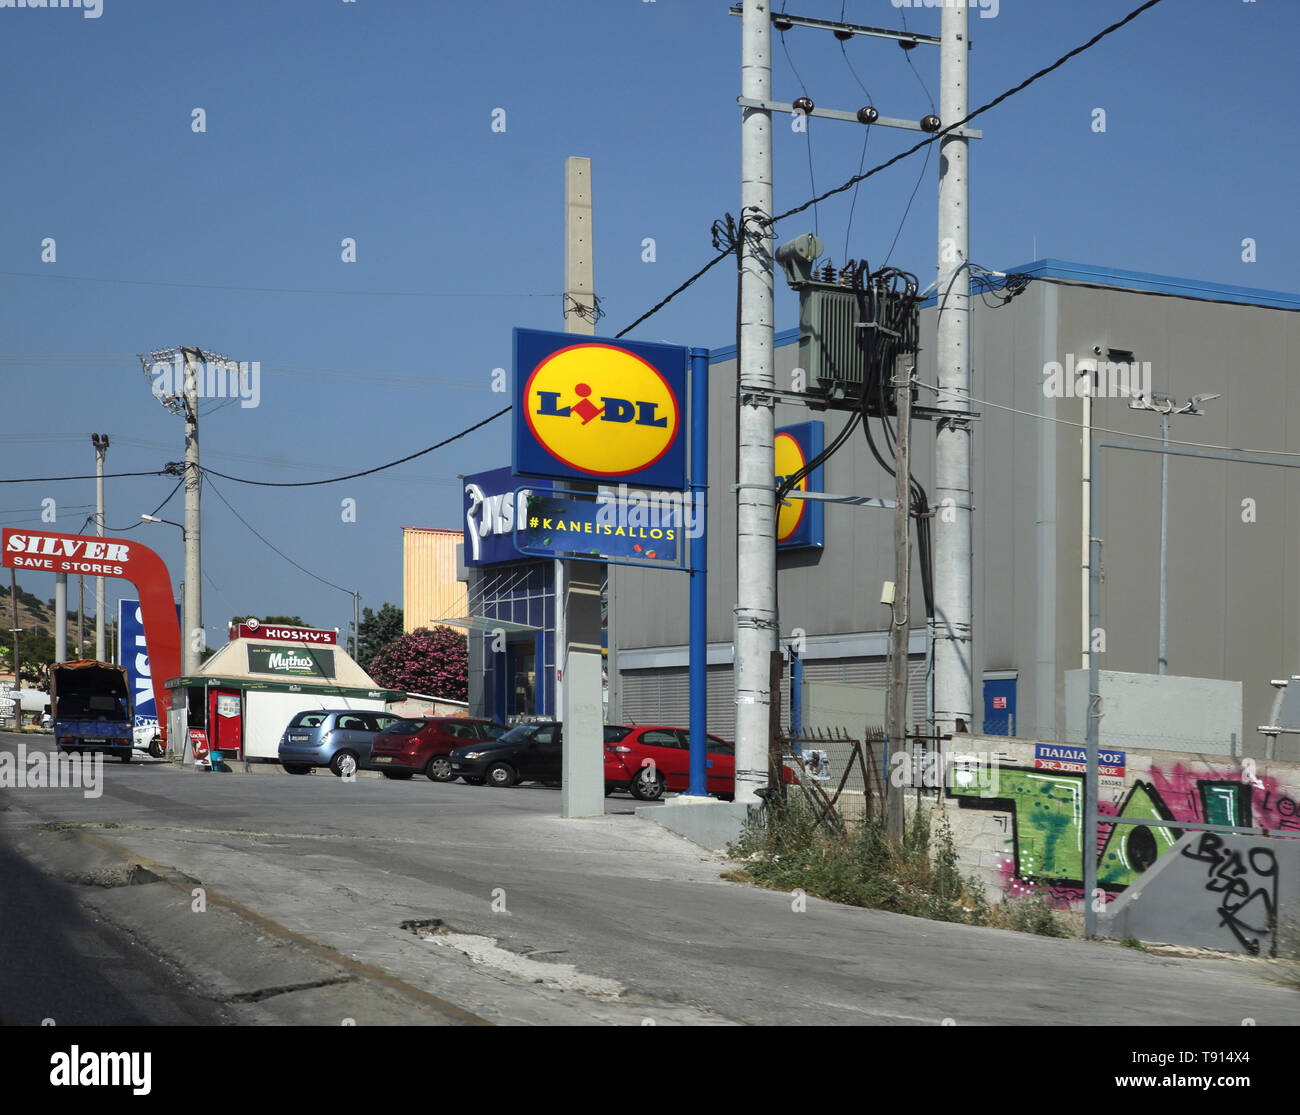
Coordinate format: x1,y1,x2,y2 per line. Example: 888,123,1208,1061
92,433,109,660
1128,392,1220,674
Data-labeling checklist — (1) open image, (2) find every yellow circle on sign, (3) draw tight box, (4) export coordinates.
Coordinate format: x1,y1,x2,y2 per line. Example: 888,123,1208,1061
524,344,680,477
775,432,808,542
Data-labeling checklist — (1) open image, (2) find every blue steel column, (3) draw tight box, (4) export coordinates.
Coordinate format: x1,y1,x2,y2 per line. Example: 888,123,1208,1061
687,348,710,797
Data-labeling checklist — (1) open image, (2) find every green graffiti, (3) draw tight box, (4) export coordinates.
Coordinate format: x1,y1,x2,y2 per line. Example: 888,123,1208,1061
1096,782,1180,888
949,770,1187,889
1199,781,1251,829
949,768,1084,881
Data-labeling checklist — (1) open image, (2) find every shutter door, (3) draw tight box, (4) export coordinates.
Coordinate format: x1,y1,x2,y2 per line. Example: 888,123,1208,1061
619,667,689,729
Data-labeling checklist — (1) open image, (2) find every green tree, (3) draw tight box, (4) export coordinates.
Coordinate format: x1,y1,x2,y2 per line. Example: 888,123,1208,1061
353,603,404,663
0,630,57,685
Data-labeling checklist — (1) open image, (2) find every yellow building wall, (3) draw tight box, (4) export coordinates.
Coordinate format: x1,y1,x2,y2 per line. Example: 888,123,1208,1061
403,527,466,633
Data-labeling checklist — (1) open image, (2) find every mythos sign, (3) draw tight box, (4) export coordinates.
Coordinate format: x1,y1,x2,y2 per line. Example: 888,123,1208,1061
513,328,688,489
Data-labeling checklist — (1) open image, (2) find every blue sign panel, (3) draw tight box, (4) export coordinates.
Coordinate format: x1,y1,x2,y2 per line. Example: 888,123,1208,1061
776,420,824,551
1034,743,1127,775
464,466,552,567
513,487,688,569
512,328,688,489
118,598,177,741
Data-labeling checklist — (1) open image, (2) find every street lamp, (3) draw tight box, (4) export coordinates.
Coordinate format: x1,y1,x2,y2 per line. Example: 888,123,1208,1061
141,513,185,531
1128,392,1222,675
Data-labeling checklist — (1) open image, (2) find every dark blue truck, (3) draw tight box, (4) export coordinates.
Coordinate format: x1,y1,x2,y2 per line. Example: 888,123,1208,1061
50,660,134,763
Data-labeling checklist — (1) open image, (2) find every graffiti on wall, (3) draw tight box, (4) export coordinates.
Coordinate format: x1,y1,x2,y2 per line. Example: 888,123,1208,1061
947,759,1299,906
1180,832,1279,955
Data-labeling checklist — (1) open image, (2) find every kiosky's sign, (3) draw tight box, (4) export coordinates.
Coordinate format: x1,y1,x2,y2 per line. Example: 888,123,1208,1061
233,620,337,644
513,328,688,489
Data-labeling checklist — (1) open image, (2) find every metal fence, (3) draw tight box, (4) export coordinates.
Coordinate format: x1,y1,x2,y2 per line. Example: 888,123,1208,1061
782,724,888,827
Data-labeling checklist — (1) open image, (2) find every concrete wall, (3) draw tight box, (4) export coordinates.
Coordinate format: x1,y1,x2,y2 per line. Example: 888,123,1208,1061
931,734,1300,924
1099,830,1300,956
1063,669,1243,755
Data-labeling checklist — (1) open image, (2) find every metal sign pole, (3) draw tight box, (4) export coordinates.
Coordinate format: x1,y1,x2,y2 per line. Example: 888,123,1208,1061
687,348,710,797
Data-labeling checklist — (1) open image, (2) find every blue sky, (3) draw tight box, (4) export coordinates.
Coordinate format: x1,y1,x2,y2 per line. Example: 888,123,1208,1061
1,0,1294,641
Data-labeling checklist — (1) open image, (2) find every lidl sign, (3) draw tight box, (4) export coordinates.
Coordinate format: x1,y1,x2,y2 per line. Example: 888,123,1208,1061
513,328,688,489
776,421,824,551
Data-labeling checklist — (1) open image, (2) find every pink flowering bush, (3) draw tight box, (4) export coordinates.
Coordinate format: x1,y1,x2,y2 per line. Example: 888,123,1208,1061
365,625,468,700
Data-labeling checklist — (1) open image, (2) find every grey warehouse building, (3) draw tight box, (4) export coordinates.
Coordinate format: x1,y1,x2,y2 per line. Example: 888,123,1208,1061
609,258,1300,762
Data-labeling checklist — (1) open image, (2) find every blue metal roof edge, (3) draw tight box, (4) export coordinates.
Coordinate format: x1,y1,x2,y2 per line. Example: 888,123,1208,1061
709,326,800,364
917,258,1300,312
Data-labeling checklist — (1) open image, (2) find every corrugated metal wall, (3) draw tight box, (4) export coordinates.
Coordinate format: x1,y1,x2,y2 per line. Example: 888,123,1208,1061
403,528,467,632
619,654,926,740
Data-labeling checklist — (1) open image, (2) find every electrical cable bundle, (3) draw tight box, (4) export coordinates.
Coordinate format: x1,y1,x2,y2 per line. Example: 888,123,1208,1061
773,259,934,620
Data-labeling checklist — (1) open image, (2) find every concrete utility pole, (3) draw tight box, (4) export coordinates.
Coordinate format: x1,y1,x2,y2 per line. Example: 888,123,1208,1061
54,573,67,663
559,156,606,819
10,568,20,707
181,348,203,675
92,433,109,660
886,355,914,843
734,0,777,804
932,3,973,735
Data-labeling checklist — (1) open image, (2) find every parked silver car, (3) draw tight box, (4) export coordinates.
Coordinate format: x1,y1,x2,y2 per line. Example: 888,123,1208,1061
277,709,400,777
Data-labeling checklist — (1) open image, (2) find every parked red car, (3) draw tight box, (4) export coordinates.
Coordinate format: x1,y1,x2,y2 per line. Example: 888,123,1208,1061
604,724,795,801
369,716,505,781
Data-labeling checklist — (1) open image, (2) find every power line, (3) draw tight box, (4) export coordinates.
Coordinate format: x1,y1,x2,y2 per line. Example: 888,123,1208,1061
912,378,1300,458
776,0,1166,223
197,405,511,487
203,476,353,597
104,479,184,533
0,269,559,300
618,0,1167,337
0,469,169,484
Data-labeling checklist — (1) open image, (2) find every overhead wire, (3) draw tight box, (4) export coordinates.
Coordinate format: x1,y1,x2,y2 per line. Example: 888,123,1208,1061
617,0,1168,338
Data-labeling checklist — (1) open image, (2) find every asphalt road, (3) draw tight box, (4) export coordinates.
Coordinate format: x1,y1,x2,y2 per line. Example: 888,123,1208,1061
1,731,1295,1026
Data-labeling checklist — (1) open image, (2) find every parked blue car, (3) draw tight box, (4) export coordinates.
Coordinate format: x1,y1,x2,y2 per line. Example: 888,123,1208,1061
277,709,399,776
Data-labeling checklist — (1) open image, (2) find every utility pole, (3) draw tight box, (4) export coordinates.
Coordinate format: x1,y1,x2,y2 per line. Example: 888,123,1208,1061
181,348,203,675
352,591,360,660
559,155,606,818
932,3,973,736
54,573,67,663
92,433,109,660
886,354,914,843
734,0,776,804
9,568,20,698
